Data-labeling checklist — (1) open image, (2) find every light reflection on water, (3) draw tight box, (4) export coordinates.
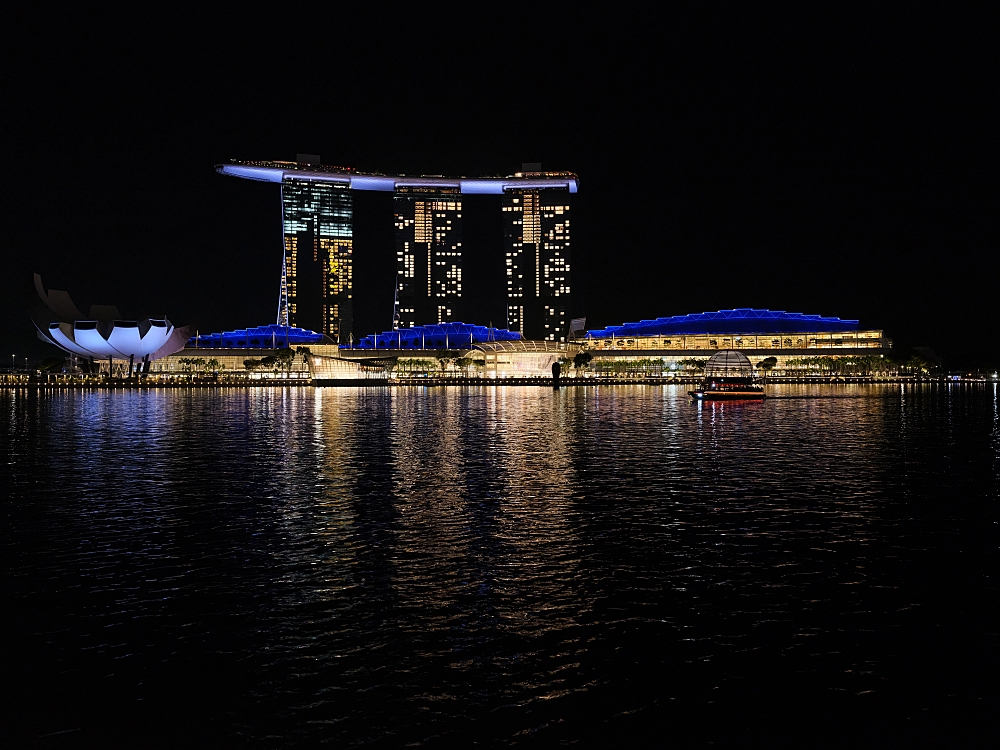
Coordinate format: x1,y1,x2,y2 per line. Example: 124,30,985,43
3,384,999,747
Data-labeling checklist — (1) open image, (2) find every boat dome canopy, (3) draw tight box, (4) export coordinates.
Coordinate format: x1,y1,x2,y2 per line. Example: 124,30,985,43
705,350,754,378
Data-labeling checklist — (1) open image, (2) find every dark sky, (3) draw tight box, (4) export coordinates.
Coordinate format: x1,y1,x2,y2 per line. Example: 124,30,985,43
3,6,996,366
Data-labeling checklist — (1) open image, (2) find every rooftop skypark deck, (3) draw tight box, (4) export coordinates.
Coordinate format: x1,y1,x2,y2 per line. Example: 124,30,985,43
217,160,580,194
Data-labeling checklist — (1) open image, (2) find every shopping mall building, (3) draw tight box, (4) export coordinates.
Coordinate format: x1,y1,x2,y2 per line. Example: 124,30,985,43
139,309,889,381
579,309,889,369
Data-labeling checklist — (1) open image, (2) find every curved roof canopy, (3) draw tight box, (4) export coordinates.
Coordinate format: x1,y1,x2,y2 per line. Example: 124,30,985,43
588,309,860,337
217,160,579,194
473,340,566,353
189,324,330,349
353,323,521,350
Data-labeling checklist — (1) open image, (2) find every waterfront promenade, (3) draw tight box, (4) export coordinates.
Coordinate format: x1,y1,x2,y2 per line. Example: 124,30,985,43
0,374,987,389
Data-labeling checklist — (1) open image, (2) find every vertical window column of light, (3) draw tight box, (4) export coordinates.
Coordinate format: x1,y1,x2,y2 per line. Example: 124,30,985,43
453,202,463,299
394,213,408,291
284,236,298,322
543,205,570,298
413,200,432,297
324,238,353,336
398,228,414,283
521,192,541,297
539,197,571,341
507,306,520,332
504,203,516,329
277,262,288,326
430,200,462,320
394,196,417,328
434,205,445,299
502,193,531,333
321,227,330,336
319,183,353,341
278,182,291,326
280,179,313,329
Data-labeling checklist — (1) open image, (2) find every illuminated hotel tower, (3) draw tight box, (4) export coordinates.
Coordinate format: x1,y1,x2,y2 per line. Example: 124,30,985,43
217,158,577,339
394,188,463,326
278,175,353,342
503,180,572,341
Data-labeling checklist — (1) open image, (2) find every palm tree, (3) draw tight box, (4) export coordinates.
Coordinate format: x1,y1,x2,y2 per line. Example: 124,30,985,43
678,358,707,373
274,349,295,376
438,356,455,377
260,355,279,376
757,356,777,380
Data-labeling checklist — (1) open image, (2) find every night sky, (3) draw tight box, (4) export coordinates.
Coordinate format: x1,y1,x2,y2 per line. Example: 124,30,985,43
3,7,996,367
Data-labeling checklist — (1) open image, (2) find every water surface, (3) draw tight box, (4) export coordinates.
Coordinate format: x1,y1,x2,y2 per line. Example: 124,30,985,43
3,385,998,747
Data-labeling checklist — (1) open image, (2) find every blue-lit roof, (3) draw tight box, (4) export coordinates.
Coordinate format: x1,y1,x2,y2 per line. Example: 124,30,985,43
217,162,579,194
352,323,521,350
588,309,860,337
187,324,328,349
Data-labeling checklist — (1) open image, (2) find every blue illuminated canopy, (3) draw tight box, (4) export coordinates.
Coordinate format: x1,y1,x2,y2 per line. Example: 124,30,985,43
352,323,522,350
588,309,861,337
188,324,329,349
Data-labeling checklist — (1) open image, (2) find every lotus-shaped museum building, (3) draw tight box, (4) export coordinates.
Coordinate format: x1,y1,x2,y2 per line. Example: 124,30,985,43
29,274,190,366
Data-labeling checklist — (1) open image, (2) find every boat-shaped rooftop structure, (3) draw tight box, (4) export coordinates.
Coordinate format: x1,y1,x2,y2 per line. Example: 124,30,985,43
217,160,579,195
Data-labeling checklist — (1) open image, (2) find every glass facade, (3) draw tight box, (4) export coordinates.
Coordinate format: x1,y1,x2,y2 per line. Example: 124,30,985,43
584,330,888,351
394,188,463,327
280,178,353,342
503,189,571,341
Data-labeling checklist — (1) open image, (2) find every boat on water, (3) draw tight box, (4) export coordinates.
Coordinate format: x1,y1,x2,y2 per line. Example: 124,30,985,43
689,350,766,400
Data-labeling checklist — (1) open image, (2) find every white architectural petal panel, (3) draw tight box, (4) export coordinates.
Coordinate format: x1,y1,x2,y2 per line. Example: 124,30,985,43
138,322,174,357
74,326,126,358
48,324,93,356
107,324,144,358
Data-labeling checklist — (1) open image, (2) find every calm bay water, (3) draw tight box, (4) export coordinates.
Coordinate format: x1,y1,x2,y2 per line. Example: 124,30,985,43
3,385,999,747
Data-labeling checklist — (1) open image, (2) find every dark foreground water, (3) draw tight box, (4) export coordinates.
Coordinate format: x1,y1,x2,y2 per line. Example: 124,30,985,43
2,385,999,747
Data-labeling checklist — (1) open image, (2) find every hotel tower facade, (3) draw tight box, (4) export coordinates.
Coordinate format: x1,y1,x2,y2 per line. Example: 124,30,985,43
394,187,463,327
502,172,572,341
277,172,353,341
